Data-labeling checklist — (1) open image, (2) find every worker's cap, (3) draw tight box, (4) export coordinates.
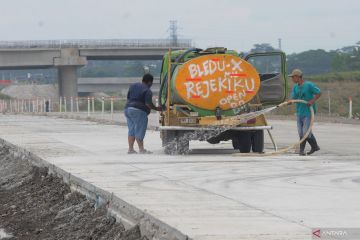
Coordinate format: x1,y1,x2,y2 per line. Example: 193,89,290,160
288,69,303,77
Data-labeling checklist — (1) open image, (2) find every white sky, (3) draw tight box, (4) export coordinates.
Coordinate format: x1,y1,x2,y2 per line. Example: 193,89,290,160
0,0,359,53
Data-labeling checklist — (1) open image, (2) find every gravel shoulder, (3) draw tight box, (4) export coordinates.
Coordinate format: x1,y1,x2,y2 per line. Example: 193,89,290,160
0,146,145,240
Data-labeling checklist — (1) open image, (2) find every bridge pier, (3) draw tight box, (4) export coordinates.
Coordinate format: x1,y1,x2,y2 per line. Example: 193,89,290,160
54,48,87,102
58,66,79,99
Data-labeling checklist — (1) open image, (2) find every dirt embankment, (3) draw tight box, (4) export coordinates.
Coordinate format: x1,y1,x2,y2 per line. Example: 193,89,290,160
0,84,58,100
0,146,146,240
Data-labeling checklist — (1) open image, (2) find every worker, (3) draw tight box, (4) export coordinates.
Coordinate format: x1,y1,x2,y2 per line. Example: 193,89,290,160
124,73,162,154
45,100,50,112
288,69,321,156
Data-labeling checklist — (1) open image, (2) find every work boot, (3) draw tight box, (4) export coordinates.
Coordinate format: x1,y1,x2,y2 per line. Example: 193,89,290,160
307,135,320,155
299,139,306,156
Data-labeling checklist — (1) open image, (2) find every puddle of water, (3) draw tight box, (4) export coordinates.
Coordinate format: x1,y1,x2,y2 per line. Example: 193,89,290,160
0,229,12,239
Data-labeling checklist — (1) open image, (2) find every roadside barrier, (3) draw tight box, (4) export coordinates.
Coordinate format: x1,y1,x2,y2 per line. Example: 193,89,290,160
0,96,131,118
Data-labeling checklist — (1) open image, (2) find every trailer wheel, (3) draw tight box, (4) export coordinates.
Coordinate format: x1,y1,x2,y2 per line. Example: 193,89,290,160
163,130,176,154
233,132,252,153
163,131,189,155
232,137,240,149
176,132,190,155
251,130,264,153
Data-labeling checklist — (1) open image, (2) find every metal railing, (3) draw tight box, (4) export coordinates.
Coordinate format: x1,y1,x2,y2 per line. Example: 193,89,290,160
0,39,192,49
1,96,358,121
0,96,158,121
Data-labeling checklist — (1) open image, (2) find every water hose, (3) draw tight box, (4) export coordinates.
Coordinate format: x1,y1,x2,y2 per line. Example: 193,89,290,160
233,99,314,156
161,99,314,156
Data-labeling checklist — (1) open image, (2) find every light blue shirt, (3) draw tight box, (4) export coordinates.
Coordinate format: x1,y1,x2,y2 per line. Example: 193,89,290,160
291,81,321,117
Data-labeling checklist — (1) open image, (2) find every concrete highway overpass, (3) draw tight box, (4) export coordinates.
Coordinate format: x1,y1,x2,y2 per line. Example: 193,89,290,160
78,77,160,95
0,39,190,99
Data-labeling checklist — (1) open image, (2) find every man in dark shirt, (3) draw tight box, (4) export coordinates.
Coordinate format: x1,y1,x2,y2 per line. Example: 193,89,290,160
124,73,161,154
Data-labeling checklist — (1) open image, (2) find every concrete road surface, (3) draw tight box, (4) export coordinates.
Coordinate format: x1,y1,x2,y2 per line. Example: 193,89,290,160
0,114,359,240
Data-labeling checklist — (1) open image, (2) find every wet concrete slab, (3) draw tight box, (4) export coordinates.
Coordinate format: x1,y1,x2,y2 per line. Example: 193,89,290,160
0,114,359,240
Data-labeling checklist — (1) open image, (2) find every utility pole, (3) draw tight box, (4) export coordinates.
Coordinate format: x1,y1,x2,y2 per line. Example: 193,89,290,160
278,38,282,50
168,20,178,47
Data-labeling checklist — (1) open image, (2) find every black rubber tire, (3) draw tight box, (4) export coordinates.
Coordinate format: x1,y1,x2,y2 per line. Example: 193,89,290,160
176,134,190,154
163,130,176,155
251,130,264,153
232,137,240,149
163,131,190,155
233,132,252,153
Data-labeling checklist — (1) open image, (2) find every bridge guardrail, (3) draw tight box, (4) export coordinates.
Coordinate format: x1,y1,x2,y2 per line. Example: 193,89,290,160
0,96,159,120
0,39,192,49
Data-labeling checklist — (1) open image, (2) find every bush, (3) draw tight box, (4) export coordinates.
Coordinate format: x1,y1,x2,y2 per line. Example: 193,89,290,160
0,92,11,100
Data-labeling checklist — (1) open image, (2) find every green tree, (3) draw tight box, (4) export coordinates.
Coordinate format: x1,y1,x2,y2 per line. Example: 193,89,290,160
287,49,337,75
250,43,276,53
331,53,347,71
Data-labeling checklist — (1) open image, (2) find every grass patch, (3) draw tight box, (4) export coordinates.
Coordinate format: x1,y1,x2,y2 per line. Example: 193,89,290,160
277,79,360,117
307,71,360,82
